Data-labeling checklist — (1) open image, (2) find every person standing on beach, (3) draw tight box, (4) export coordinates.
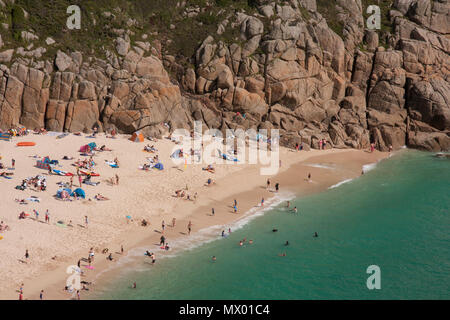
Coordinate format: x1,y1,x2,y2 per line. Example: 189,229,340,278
45,210,49,224
160,235,165,246
78,174,82,188
39,290,44,300
319,139,323,150
275,183,279,192
233,204,237,213
307,173,311,182
172,218,176,227
25,249,29,261
266,179,270,190
115,174,119,185
121,245,124,254
187,221,192,235
234,199,237,207
211,208,215,216
161,220,165,233
33,209,39,220
19,292,23,300
12,158,15,169
261,197,265,206
85,216,89,228
89,248,94,262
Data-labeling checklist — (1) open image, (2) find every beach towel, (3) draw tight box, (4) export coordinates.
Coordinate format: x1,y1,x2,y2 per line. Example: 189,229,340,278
56,133,69,139
83,181,100,186
217,149,238,162
0,133,11,141
25,197,40,202
105,161,118,168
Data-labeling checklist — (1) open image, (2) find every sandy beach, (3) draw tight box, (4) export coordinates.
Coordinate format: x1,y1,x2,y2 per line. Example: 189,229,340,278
0,132,388,300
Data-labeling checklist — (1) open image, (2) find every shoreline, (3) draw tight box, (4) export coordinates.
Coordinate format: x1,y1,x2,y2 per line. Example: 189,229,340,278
0,133,388,300
87,148,390,300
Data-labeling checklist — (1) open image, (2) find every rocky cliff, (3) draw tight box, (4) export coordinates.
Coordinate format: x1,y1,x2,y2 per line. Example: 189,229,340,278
0,0,448,151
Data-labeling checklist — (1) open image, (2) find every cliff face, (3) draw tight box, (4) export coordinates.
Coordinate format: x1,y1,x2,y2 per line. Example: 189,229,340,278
0,0,448,151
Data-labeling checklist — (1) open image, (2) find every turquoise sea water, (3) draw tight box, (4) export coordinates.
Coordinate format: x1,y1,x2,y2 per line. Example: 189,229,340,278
94,150,449,299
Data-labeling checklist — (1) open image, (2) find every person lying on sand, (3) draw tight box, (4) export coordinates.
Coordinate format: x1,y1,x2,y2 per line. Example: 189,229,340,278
15,199,28,205
0,221,11,231
98,145,112,151
141,219,148,227
202,164,215,173
144,144,157,152
94,194,109,201
174,190,186,198
205,178,215,186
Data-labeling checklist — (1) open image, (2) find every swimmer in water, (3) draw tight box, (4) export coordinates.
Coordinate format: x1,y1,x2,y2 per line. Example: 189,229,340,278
278,253,286,257
286,201,290,208
285,241,289,246
293,207,298,213
272,228,278,232
221,230,225,237
239,241,243,246
313,232,318,238
307,173,311,181
212,256,216,262
249,240,253,244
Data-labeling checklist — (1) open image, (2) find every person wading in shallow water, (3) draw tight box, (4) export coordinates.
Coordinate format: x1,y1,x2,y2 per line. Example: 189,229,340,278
187,221,192,235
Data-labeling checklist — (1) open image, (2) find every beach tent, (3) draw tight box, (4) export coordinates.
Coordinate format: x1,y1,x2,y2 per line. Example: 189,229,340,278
36,156,51,169
170,149,183,159
0,133,11,141
71,188,86,198
57,188,71,199
79,144,90,153
36,157,58,169
153,162,164,170
129,131,144,142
